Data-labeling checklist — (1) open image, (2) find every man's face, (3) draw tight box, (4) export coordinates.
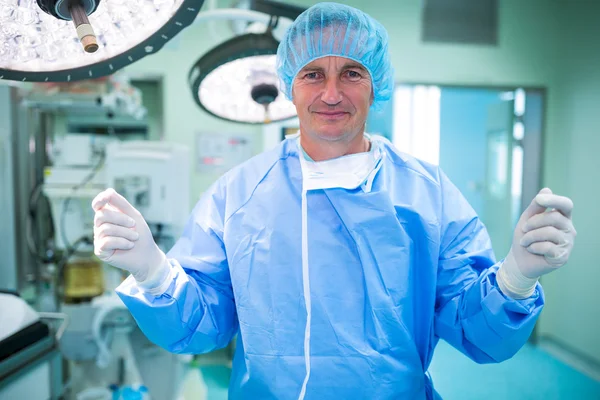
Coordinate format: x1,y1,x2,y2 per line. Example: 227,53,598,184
292,56,373,143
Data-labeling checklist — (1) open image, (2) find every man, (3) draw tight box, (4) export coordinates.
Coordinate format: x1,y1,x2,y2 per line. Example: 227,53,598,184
92,3,576,399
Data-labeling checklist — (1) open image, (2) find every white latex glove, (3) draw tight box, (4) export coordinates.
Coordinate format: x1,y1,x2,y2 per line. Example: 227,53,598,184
92,188,170,290
497,188,576,299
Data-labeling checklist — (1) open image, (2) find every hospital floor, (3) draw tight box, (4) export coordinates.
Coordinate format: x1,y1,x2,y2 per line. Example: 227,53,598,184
193,341,600,400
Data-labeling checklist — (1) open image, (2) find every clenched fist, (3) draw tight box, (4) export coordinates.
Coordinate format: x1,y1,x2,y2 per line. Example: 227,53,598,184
498,188,576,299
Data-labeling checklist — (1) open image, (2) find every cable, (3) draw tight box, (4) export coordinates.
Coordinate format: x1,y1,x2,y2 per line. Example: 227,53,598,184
59,149,106,257
53,145,106,302
26,137,105,263
26,180,59,264
59,127,119,258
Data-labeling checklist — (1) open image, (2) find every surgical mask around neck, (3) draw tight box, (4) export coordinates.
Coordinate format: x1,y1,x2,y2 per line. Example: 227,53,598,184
297,137,383,192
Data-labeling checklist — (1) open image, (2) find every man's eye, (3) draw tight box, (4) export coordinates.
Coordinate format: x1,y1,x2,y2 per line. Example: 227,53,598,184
304,72,320,79
345,70,362,80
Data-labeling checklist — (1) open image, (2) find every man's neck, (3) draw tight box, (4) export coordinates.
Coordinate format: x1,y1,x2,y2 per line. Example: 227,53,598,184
300,130,370,162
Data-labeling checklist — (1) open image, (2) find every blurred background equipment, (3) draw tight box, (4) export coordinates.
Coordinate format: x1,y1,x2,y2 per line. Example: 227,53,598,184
0,74,192,399
0,0,205,82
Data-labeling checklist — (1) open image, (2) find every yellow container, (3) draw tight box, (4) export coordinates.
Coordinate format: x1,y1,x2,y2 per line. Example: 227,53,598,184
64,259,104,299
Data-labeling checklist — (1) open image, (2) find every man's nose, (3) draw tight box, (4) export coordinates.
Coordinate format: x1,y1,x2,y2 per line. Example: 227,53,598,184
320,77,343,105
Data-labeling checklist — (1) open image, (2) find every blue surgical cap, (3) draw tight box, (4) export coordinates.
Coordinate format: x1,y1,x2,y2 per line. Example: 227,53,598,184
276,2,394,111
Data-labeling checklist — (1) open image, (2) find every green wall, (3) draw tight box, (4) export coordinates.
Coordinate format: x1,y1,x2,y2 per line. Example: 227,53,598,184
535,1,600,364
124,0,599,363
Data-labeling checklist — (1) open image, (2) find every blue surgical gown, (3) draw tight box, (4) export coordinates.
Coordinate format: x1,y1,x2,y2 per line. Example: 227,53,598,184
116,136,544,399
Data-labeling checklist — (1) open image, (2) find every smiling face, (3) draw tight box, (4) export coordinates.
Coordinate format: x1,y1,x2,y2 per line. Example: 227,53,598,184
292,56,373,145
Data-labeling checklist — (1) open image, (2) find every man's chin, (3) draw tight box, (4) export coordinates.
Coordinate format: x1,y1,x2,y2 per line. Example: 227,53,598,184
312,125,353,142
314,131,349,142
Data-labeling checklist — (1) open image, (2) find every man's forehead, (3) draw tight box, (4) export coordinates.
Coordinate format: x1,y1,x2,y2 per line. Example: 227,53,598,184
300,57,367,71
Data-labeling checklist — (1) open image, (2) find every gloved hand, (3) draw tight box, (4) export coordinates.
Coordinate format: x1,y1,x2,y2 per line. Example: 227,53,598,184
497,188,576,299
92,188,169,289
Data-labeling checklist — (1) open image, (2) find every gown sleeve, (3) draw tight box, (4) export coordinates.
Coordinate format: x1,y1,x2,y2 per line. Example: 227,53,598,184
434,170,544,363
116,179,238,354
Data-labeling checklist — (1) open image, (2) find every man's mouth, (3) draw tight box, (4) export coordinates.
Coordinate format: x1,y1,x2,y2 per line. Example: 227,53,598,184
313,111,349,119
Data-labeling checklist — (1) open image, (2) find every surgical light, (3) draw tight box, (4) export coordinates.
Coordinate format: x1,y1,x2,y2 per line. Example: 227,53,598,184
189,31,296,124
0,0,205,82
189,0,305,124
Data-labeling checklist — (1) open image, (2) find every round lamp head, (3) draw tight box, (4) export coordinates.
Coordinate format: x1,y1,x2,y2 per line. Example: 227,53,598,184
0,0,205,82
188,32,297,124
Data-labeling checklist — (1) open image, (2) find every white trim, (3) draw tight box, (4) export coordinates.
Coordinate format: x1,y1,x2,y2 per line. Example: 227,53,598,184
298,188,312,400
